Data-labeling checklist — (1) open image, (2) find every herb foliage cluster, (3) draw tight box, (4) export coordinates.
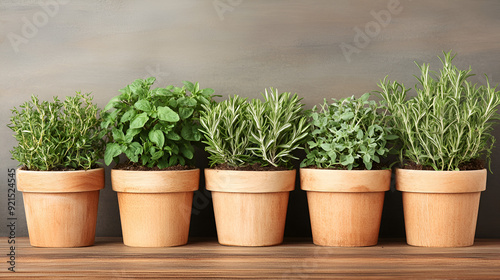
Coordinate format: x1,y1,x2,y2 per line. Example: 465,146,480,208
102,77,216,169
301,93,396,170
378,51,500,171
8,92,107,171
200,88,309,169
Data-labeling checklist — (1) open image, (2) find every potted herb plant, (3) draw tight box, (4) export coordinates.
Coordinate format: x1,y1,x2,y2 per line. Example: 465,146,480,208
200,89,309,246
378,51,500,247
8,92,107,247
300,93,395,246
102,77,215,247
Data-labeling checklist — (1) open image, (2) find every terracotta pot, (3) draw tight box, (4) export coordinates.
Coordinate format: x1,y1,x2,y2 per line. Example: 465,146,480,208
111,169,199,247
396,168,487,247
300,168,391,247
16,168,104,247
205,169,295,246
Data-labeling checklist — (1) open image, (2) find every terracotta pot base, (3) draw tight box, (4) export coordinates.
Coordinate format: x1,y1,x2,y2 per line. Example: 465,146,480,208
111,169,199,247
117,192,193,247
212,191,289,246
17,168,104,248
403,192,481,247
307,191,385,247
396,168,486,247
300,169,391,247
23,191,99,247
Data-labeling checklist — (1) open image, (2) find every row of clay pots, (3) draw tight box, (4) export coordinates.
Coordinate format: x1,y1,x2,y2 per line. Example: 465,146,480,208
16,167,486,248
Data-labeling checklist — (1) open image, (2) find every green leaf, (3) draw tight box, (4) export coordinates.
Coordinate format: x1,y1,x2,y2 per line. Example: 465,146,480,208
104,96,121,111
158,158,169,169
168,99,178,108
179,107,194,120
181,125,201,141
151,150,164,160
340,112,354,120
154,88,173,96
166,131,181,141
183,81,194,92
320,143,331,151
125,128,141,143
149,130,165,148
157,106,180,122
201,88,215,97
363,154,371,164
104,143,122,165
130,112,149,129
112,128,125,142
134,100,153,112
169,155,178,166
124,142,143,162
386,134,398,140
120,109,136,123
181,147,194,159
356,129,363,140
340,154,354,165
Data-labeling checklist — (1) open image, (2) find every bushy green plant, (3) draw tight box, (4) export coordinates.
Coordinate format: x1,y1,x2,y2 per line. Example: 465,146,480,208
200,88,309,169
8,92,107,171
301,93,396,170
378,51,500,171
102,77,216,169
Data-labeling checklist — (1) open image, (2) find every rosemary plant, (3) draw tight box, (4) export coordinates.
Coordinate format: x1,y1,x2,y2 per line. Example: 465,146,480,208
200,89,309,169
8,92,107,171
199,95,252,167
378,51,500,171
247,88,309,167
301,93,396,170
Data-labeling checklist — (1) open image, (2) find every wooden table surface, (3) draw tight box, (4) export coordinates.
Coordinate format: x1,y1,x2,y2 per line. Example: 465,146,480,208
1,237,499,279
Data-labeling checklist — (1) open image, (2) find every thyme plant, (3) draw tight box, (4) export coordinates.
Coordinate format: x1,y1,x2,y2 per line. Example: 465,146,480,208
301,93,396,170
8,92,107,171
378,51,500,171
102,77,216,169
200,89,309,169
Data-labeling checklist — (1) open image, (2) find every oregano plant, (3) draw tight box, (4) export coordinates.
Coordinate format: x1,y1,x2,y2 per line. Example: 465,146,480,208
102,77,216,169
200,88,309,169
8,92,107,171
301,93,396,170
378,51,500,171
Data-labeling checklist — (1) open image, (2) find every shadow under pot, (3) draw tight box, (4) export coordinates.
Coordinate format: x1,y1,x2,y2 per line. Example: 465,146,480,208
396,168,486,247
205,169,295,247
300,168,391,247
16,168,104,247
111,169,199,247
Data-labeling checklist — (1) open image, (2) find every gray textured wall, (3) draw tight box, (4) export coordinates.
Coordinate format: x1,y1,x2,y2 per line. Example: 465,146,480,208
1,0,500,238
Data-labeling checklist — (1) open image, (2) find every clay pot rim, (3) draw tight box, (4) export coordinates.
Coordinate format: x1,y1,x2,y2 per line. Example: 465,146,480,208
17,167,104,173
17,167,104,193
205,168,296,193
300,168,391,192
395,168,487,193
111,168,200,193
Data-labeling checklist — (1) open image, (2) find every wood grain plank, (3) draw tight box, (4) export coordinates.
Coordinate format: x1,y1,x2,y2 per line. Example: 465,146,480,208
1,238,499,279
